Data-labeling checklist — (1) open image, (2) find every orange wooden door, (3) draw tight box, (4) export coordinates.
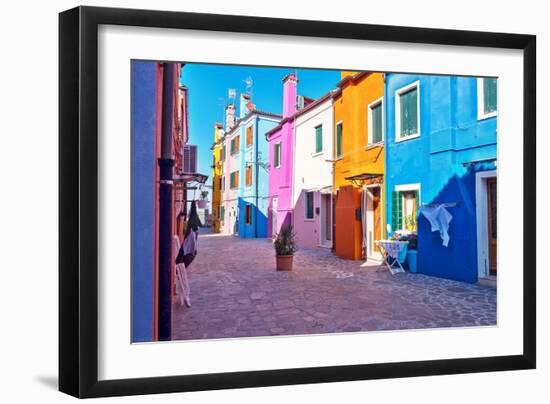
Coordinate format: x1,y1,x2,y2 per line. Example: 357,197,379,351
487,178,497,275
335,185,361,260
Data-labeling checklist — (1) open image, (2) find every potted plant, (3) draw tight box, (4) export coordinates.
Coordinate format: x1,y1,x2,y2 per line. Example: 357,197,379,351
274,224,296,271
197,190,208,209
405,232,418,273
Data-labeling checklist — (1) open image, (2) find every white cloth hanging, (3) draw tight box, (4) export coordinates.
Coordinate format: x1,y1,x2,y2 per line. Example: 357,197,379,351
420,205,453,247
172,235,191,307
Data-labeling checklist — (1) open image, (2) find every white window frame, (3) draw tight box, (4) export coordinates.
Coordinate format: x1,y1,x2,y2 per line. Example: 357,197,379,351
274,141,282,168
394,183,421,233
395,81,421,142
304,191,315,221
475,170,497,279
367,96,385,145
477,77,498,121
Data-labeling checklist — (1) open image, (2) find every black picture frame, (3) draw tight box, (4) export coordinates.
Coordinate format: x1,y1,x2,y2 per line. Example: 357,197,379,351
59,5,536,398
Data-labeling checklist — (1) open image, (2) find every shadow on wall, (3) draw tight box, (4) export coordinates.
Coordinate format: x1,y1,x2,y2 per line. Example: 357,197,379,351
238,197,268,238
417,164,495,283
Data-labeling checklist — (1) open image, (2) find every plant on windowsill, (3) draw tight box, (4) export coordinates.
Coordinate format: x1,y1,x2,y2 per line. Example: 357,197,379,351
197,190,208,209
274,224,296,271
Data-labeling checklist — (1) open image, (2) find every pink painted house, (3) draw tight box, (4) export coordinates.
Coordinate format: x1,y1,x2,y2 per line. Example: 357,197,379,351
266,73,298,237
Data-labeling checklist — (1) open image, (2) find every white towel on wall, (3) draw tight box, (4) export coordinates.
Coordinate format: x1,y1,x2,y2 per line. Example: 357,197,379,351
420,205,453,247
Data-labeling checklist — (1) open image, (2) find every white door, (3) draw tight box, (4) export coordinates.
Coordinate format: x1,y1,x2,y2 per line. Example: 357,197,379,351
366,189,375,257
271,197,278,236
320,193,332,248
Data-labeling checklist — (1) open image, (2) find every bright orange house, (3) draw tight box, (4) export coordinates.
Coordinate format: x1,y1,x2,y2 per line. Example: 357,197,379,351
333,71,385,260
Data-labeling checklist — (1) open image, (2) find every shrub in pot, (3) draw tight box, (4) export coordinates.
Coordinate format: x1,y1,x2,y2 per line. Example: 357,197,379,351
274,224,296,271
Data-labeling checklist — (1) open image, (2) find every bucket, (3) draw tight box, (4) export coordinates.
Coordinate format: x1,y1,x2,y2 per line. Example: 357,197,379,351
406,250,418,273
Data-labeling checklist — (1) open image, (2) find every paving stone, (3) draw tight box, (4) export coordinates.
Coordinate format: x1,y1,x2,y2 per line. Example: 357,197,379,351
171,231,497,341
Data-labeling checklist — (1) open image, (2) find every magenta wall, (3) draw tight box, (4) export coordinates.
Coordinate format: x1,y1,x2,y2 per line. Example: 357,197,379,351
267,73,298,237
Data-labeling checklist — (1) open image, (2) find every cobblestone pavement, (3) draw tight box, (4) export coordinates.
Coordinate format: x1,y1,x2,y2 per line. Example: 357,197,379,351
172,231,496,341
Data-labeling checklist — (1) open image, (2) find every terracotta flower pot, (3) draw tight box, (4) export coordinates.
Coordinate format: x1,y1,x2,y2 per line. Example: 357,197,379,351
276,255,293,271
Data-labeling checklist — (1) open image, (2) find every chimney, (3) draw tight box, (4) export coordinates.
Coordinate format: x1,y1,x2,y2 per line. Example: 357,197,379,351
225,104,235,131
214,122,224,142
282,73,298,118
239,93,252,118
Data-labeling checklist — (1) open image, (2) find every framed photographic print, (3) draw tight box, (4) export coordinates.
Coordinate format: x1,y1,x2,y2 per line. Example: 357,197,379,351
59,6,536,398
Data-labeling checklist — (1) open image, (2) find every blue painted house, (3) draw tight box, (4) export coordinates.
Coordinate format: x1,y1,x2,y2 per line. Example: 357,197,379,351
228,94,280,238
385,73,498,283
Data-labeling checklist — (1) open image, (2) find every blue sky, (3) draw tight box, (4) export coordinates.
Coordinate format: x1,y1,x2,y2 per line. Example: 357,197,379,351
179,63,341,204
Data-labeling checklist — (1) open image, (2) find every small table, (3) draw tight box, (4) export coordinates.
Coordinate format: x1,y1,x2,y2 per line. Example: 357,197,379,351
375,240,409,275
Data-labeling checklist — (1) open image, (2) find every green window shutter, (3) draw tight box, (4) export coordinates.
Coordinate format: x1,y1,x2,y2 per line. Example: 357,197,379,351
306,192,314,219
274,143,280,167
220,206,225,221
400,94,407,136
391,191,403,231
336,123,342,157
315,125,323,153
400,87,418,136
484,78,497,114
372,104,383,143
411,88,418,134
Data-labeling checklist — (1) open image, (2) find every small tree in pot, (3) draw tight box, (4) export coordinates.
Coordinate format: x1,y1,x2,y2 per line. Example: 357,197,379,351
274,224,296,271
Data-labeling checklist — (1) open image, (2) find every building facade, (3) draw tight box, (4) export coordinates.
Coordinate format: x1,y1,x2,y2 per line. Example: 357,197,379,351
266,73,299,238
211,122,225,233
131,61,185,342
292,93,335,248
384,73,498,283
333,72,386,261
220,94,280,237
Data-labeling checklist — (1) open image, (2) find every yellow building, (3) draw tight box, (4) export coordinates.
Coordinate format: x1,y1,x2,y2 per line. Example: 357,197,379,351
333,72,386,260
211,123,225,233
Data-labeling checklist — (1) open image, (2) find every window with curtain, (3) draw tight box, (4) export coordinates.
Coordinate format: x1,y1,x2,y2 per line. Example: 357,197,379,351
274,142,281,168
483,78,497,114
315,125,323,153
398,86,418,138
391,189,419,232
336,122,343,158
305,191,314,219
370,102,383,144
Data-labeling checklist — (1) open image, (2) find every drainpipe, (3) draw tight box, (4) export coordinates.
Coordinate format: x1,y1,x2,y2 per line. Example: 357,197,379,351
254,117,259,238
157,62,175,341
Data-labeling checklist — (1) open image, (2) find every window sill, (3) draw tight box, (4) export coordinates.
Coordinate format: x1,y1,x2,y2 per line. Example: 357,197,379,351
311,151,324,157
395,133,420,143
477,111,497,121
365,142,384,150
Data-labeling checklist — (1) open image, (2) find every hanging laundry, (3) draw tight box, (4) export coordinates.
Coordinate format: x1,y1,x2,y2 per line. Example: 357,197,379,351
420,205,453,247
